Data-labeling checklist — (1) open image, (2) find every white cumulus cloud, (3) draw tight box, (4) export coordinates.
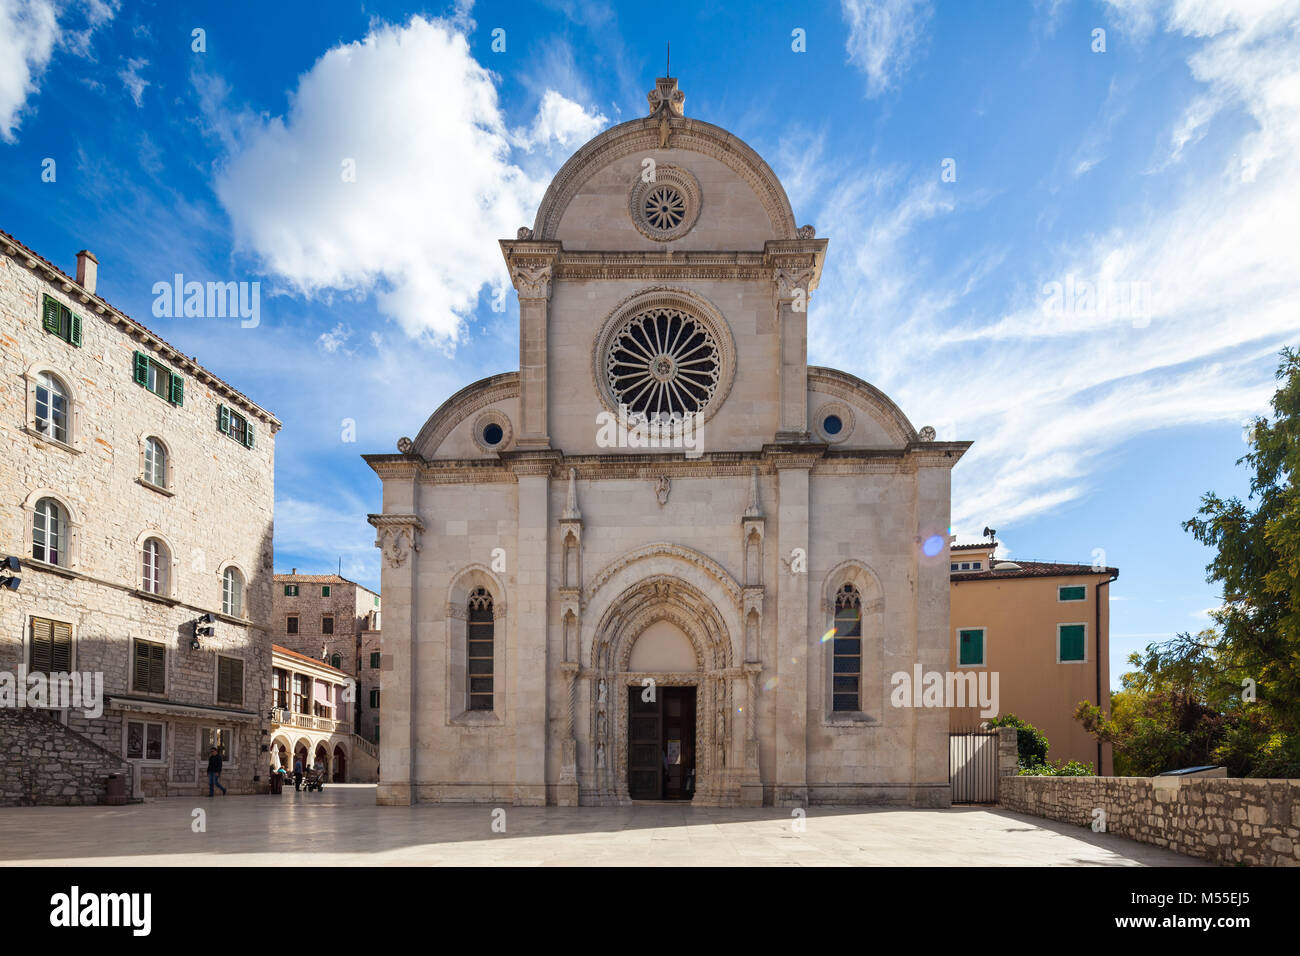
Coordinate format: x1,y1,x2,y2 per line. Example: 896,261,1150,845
0,0,60,142
209,16,607,345
840,0,933,97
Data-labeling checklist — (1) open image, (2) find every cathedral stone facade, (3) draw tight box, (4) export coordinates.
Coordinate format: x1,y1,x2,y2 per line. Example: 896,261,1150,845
366,78,968,808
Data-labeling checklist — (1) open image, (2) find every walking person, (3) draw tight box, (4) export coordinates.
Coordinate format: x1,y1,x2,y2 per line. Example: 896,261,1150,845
293,755,304,791
207,746,227,797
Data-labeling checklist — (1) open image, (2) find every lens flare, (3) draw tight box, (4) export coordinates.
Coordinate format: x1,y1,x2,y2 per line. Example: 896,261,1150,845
922,534,944,557
820,627,837,644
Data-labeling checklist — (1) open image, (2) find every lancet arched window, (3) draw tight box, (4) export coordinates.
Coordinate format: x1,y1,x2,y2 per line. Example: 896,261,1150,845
832,584,862,712
467,587,494,711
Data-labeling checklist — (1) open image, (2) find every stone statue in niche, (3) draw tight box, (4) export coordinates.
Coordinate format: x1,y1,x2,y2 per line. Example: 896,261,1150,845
596,741,606,769
655,475,671,506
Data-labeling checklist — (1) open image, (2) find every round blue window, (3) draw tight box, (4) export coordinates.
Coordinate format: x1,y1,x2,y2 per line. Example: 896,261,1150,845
823,414,843,436
483,423,504,446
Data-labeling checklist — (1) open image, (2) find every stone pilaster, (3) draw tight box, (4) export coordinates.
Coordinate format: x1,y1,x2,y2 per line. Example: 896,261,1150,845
368,506,424,805
766,237,827,442
499,239,560,449
508,453,556,804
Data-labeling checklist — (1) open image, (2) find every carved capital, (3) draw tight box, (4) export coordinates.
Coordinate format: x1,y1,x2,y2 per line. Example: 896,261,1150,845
773,266,816,300
368,513,425,570
510,261,553,300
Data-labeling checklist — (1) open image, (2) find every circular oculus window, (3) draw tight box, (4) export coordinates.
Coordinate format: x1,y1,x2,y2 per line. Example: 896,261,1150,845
628,165,701,241
814,402,855,444
606,307,720,423
471,410,512,452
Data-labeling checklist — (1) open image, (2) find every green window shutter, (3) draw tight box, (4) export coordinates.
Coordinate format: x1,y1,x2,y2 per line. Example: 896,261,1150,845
1059,585,1086,601
958,629,983,666
68,311,82,347
168,372,184,406
1059,625,1086,662
30,618,54,673
133,351,149,386
42,296,61,334
370,652,381,669
217,404,230,434
244,420,255,448
217,659,229,702
322,585,330,597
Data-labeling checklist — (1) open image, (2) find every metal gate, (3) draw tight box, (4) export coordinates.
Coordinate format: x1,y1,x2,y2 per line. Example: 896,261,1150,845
949,729,997,804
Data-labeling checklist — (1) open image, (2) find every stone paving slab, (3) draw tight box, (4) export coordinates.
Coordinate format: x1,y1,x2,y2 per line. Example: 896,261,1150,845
0,784,1208,866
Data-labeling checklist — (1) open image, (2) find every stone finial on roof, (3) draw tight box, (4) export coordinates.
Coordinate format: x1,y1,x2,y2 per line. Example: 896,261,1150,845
647,76,685,117
743,465,762,518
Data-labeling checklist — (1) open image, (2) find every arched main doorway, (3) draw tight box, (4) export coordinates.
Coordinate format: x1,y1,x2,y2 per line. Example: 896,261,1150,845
332,745,347,782
587,574,736,806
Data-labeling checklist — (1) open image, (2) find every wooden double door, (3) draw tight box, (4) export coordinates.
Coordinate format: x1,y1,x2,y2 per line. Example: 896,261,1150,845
627,686,696,800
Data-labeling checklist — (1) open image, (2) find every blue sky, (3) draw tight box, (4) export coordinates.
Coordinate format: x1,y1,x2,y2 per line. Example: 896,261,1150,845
3,0,1298,691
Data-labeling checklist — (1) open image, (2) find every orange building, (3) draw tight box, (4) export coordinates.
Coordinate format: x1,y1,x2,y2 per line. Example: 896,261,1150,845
948,542,1118,774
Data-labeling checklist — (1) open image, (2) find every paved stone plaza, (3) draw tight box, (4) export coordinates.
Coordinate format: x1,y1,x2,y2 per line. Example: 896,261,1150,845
0,784,1204,866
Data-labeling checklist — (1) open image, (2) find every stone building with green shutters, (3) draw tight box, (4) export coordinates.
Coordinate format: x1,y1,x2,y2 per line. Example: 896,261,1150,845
0,230,279,802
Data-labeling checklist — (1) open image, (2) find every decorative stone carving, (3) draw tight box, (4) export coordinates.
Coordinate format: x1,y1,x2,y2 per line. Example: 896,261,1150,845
742,465,762,518
471,409,513,452
628,164,702,242
368,514,425,570
510,262,553,300
396,436,413,454
773,266,816,300
561,467,582,520
517,226,533,240
797,224,816,239
655,475,671,506
646,76,686,117
918,425,936,441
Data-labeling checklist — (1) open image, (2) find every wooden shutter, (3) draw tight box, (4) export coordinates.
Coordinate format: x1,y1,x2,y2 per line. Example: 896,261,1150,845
133,641,151,691
30,618,53,673
149,642,166,693
244,420,255,448
68,311,81,347
42,296,61,334
51,621,72,672
1060,625,1086,661
133,351,149,386
219,657,243,705
217,404,230,434
168,372,183,406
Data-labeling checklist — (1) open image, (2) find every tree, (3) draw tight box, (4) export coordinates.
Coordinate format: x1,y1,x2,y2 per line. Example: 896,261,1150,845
1183,347,1300,727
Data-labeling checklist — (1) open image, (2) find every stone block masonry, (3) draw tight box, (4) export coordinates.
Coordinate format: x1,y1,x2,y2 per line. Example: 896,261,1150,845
0,707,132,805
999,775,1300,866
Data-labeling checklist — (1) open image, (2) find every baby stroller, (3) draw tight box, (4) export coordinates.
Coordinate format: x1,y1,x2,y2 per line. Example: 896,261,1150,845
302,767,326,792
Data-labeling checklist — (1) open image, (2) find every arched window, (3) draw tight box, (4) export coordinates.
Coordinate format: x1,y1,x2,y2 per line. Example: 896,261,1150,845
467,587,494,711
329,653,342,670
34,372,69,444
141,537,169,595
222,567,244,617
832,583,863,712
143,437,167,488
32,498,66,566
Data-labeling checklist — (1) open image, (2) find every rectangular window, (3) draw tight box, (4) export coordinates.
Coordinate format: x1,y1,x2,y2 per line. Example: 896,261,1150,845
126,720,165,760
217,404,255,448
132,351,183,406
292,675,307,714
1059,624,1087,662
374,595,379,607
217,655,244,705
283,584,299,596
321,615,334,635
41,294,82,347
1059,585,1087,602
369,689,380,709
286,615,298,635
132,639,166,694
202,727,233,762
950,563,959,571
369,652,381,669
322,585,331,597
272,669,289,709
958,628,985,666
29,617,72,676
972,562,982,570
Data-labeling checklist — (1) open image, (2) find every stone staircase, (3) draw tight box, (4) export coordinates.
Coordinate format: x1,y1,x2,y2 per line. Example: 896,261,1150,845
0,708,132,806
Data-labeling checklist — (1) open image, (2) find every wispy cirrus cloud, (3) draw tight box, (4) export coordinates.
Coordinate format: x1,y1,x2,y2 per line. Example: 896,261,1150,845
840,0,933,97
810,0,1300,536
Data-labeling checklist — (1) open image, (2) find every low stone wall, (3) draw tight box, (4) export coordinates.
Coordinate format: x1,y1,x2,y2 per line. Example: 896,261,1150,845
999,775,1300,866
0,707,132,806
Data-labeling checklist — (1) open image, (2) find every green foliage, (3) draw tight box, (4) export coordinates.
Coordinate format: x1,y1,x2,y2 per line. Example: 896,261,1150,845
1072,349,1300,778
1018,759,1095,777
987,713,1049,769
